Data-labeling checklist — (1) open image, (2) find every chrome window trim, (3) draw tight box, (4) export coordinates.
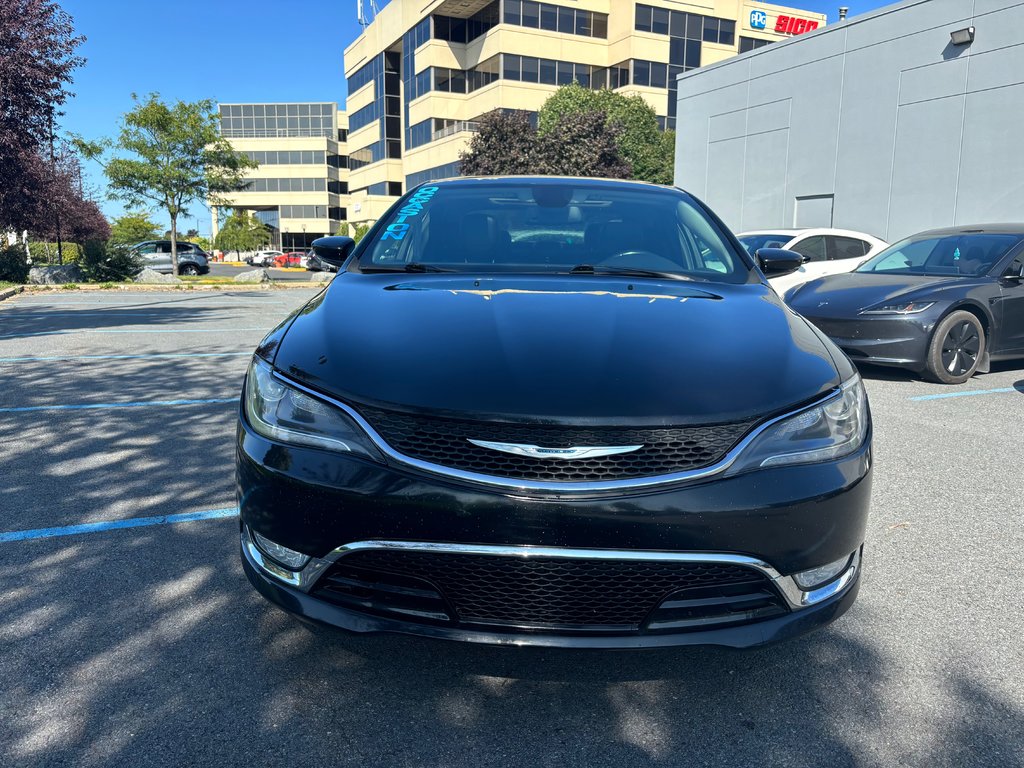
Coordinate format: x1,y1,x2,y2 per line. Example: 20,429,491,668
243,532,860,611
269,369,843,493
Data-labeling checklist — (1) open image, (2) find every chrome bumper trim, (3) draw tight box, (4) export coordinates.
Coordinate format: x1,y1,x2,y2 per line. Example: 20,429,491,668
243,532,861,612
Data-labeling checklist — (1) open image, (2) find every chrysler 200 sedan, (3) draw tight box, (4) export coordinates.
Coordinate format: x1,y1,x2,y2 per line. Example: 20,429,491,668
237,177,872,648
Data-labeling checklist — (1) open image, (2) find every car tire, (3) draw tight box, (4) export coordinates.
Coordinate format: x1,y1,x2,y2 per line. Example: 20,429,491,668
924,310,985,385
179,263,200,276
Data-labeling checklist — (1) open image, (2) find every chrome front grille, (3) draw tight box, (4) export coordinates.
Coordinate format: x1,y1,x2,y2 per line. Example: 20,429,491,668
356,405,755,483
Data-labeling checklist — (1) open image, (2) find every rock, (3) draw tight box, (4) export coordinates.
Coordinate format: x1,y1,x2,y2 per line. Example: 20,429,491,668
28,264,85,285
134,268,181,284
310,271,335,282
234,268,271,283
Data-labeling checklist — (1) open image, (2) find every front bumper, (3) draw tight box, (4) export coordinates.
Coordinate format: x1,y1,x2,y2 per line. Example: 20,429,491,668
236,415,871,648
800,313,934,369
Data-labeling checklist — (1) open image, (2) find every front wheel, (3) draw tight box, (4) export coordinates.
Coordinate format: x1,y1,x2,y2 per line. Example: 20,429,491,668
925,310,985,384
179,263,199,276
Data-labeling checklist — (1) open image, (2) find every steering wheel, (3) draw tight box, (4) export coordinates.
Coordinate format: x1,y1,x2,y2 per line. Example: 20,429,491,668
600,251,684,272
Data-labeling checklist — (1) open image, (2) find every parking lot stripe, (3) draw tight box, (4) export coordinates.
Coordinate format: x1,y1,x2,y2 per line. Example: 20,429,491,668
0,351,253,363
911,387,1018,401
0,507,238,544
0,397,237,413
0,327,268,339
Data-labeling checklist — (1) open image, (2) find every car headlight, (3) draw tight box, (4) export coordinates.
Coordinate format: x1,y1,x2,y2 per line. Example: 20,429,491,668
244,357,384,461
860,301,934,315
725,375,868,474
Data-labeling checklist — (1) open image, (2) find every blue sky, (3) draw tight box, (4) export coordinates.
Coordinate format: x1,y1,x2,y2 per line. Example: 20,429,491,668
60,0,887,232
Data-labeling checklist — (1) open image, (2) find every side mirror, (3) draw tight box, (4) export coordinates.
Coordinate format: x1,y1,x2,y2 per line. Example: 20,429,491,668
310,236,355,269
756,248,804,277
1003,262,1024,280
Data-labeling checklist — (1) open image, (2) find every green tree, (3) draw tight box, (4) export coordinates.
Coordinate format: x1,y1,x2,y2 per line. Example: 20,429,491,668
108,211,160,246
353,223,370,244
459,110,538,176
536,110,631,179
334,222,350,237
538,84,674,184
214,210,270,258
76,93,255,275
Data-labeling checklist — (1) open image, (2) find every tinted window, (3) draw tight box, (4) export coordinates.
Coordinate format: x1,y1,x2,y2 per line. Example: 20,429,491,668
736,234,792,256
360,182,751,284
829,236,869,260
858,233,1024,276
790,235,827,262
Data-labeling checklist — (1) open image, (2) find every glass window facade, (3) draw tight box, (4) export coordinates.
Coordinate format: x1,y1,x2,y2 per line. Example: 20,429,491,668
504,1,607,38
243,150,329,165
405,160,461,190
219,103,336,138
243,178,328,193
739,36,771,53
280,205,328,219
434,2,499,43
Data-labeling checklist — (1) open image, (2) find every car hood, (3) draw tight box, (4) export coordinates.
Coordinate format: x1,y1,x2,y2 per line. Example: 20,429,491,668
788,272,978,317
271,274,841,425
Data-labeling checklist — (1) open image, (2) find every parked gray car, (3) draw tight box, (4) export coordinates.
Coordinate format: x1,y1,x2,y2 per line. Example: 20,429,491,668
130,241,211,275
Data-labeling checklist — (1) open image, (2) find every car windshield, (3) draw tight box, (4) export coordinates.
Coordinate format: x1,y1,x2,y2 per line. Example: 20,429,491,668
736,234,793,256
357,182,752,283
856,233,1023,277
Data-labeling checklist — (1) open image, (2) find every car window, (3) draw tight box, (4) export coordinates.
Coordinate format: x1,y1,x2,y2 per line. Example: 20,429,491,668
359,182,752,284
135,242,158,254
858,234,1024,276
177,243,194,253
736,234,791,256
828,236,869,261
157,242,172,254
790,235,827,262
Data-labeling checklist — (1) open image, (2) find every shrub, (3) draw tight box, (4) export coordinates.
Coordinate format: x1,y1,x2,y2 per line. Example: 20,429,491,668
61,283,79,290
80,240,143,282
0,244,30,283
27,242,83,264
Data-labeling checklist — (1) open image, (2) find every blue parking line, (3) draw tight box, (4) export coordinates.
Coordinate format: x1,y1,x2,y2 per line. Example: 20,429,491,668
0,397,237,413
0,327,267,339
911,387,1017,401
0,351,253,363
0,507,239,544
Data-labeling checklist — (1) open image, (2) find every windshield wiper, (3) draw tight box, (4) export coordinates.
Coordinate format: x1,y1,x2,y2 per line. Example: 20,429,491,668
568,264,693,281
362,262,452,273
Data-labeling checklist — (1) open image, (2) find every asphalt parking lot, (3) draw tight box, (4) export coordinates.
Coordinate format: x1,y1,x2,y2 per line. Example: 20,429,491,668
1,289,1022,768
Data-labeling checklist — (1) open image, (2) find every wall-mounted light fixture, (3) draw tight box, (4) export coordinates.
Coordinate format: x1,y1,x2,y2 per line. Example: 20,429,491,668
949,26,975,46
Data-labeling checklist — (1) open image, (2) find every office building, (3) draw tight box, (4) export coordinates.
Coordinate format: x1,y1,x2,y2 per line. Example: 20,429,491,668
211,103,350,250
673,0,1024,242
344,1,825,225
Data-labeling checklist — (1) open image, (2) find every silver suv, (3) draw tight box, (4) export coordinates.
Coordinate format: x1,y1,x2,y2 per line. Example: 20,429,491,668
131,241,211,275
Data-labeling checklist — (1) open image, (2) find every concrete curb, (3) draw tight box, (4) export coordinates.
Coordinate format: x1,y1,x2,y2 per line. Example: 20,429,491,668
0,286,25,302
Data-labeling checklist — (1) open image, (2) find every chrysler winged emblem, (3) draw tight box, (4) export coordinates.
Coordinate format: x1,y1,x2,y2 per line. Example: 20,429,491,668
468,439,643,460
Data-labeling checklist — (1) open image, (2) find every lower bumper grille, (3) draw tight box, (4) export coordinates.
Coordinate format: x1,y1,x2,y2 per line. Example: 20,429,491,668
311,549,788,633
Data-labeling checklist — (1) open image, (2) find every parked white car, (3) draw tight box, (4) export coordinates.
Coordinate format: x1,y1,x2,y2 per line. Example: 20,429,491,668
736,228,889,295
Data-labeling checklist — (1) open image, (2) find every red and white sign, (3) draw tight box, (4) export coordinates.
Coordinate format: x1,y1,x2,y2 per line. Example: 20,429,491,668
774,15,819,35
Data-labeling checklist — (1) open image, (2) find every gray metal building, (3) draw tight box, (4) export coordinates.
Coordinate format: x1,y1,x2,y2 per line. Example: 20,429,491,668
673,0,1024,243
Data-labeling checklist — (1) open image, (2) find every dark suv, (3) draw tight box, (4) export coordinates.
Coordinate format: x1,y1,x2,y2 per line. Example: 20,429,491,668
237,177,872,648
131,240,210,275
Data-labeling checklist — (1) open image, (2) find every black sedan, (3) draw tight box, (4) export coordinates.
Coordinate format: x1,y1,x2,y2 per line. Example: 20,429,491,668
786,225,1024,384
237,177,871,648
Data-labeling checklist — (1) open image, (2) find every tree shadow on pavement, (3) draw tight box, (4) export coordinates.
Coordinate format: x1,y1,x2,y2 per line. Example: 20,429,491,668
1,525,1021,768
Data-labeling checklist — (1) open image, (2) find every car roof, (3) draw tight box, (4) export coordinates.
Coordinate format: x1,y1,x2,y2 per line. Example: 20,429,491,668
736,228,886,241
421,175,676,192
907,224,1024,237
